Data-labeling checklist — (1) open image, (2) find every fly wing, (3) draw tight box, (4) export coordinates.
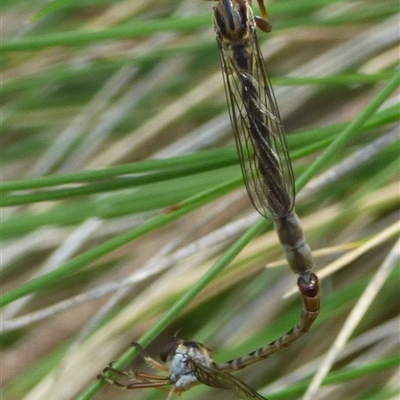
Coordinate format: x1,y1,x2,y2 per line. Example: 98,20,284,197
216,32,295,220
229,374,267,400
188,360,266,400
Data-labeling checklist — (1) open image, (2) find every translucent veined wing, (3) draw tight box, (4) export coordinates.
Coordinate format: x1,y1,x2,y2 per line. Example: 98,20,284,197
188,359,266,400
216,28,295,220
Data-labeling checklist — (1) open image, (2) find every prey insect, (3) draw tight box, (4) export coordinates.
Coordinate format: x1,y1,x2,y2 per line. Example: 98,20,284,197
98,339,266,399
212,0,321,371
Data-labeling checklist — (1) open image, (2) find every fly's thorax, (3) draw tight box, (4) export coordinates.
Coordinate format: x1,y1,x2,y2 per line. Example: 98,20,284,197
168,340,214,389
169,352,198,388
213,0,256,44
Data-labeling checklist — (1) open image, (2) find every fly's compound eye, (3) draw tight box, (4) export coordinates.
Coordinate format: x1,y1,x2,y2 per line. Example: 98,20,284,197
159,339,179,362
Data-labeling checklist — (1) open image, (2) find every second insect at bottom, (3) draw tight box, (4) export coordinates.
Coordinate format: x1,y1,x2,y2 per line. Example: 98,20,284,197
98,339,267,400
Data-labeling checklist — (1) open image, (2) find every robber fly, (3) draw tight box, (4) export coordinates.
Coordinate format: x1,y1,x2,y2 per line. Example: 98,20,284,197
98,339,266,399
211,0,320,370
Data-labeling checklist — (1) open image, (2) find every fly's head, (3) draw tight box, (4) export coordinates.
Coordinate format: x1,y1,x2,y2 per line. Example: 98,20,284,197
159,338,181,363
